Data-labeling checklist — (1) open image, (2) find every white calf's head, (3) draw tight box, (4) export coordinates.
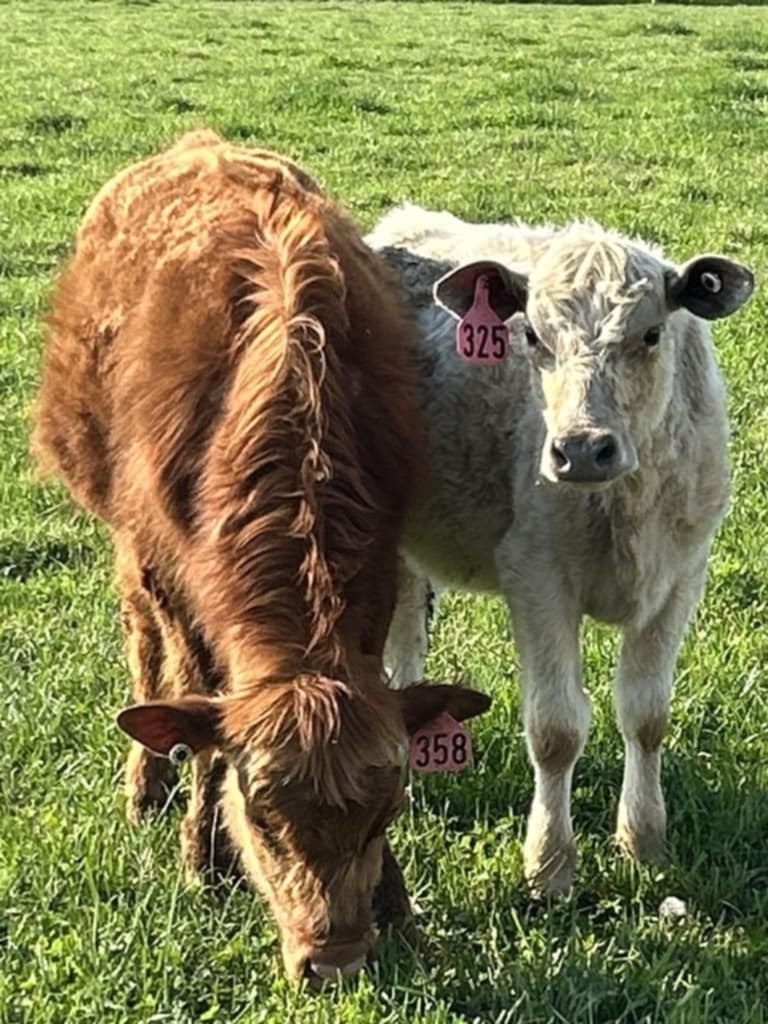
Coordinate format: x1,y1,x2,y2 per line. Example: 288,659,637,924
435,225,754,488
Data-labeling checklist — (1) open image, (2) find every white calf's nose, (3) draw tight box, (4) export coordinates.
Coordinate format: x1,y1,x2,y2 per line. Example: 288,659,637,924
309,955,367,980
551,431,624,483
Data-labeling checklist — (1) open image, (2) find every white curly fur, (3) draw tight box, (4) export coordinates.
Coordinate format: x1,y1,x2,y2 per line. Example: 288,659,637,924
372,205,750,893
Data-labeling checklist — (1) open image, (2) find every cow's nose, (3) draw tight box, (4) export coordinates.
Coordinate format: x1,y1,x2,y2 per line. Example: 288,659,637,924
551,432,621,483
305,955,367,986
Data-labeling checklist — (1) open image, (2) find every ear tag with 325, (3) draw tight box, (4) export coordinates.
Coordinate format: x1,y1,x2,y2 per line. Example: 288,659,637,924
409,712,474,774
456,274,508,365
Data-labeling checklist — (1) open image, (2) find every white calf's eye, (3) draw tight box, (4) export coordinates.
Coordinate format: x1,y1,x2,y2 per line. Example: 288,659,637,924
169,742,193,766
524,326,539,348
643,327,661,347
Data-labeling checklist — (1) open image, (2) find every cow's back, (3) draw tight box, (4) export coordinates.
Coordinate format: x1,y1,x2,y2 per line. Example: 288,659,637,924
34,134,419,539
33,135,315,518
34,133,422,679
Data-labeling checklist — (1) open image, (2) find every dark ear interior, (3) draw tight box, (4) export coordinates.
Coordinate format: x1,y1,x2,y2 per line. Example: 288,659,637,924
398,683,492,736
434,260,528,321
116,697,221,758
666,255,755,320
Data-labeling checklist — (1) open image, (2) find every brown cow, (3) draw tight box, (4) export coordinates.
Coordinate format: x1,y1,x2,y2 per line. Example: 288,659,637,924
32,131,490,984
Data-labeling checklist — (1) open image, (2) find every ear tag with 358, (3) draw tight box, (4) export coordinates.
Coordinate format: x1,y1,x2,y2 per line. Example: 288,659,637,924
456,274,508,365
409,712,474,774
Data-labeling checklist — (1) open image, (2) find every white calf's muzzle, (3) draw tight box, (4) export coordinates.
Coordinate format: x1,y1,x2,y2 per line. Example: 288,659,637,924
542,428,637,486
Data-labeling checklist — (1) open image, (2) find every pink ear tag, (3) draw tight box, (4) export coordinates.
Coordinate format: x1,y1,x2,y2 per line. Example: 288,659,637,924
456,274,509,365
409,712,474,774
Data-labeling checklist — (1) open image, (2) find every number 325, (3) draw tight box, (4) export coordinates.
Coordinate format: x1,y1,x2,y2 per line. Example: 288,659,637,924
460,323,506,360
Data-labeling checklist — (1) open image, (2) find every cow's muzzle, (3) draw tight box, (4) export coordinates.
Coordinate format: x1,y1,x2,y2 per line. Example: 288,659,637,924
547,430,636,485
299,939,372,990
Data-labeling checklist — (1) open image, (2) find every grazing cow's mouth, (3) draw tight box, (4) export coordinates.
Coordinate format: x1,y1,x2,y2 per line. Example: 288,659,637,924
302,950,372,990
290,936,375,989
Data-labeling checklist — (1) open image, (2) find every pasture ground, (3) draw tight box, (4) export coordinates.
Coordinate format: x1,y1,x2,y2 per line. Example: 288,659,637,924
1,2,767,1022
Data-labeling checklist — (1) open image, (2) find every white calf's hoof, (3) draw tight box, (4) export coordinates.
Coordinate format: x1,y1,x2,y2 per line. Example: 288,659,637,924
524,840,576,896
615,811,666,863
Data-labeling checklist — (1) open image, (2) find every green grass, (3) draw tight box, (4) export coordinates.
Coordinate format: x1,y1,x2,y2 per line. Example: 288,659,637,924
1,2,767,1022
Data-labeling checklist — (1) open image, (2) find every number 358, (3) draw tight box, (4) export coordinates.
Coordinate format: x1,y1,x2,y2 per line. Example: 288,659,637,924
413,731,469,768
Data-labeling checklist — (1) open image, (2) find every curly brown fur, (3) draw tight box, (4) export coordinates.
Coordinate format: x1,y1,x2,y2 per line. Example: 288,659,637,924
31,131,426,981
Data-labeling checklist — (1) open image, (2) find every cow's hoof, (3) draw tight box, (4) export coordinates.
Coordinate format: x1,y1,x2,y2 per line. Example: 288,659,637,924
524,840,576,897
616,819,667,864
616,797,667,863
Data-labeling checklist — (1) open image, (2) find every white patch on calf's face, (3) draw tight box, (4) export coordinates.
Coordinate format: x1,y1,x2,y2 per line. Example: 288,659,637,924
525,245,676,483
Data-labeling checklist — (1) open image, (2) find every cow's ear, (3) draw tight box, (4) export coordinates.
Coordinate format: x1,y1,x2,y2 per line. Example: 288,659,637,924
434,260,528,321
666,255,754,320
116,697,222,758
397,683,491,736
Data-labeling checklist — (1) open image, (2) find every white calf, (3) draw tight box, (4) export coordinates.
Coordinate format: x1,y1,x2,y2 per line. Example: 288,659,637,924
371,206,754,892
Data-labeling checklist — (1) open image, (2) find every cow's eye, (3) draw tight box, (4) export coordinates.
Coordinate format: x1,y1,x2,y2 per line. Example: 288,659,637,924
524,326,539,347
643,326,662,347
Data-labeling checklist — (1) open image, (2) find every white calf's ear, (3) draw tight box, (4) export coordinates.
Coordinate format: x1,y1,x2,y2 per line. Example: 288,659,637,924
666,255,755,320
116,697,221,758
434,260,528,321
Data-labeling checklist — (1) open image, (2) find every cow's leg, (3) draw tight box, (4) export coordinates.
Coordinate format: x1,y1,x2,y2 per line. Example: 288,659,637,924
501,551,589,894
180,751,241,883
520,612,588,894
117,544,178,821
153,617,238,882
372,840,414,933
614,571,705,861
384,558,439,688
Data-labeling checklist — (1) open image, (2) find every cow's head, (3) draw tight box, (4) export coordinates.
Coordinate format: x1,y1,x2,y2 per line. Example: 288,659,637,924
117,676,489,986
435,228,754,488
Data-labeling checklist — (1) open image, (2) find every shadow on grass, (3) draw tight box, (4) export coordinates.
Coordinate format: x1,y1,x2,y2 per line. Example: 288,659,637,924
0,161,49,178
162,96,199,114
25,112,87,135
405,750,767,1019
0,538,97,582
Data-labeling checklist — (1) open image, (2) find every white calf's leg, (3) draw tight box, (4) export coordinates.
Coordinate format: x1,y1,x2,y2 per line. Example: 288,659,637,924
509,595,590,894
614,573,705,861
384,558,439,689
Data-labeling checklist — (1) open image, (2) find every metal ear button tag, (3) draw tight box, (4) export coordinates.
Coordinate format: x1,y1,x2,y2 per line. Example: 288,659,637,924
701,271,722,294
168,742,193,766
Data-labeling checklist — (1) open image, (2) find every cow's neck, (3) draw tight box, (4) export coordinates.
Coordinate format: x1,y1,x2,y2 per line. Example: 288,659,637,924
607,381,704,532
224,621,381,695
576,408,701,625
225,637,335,693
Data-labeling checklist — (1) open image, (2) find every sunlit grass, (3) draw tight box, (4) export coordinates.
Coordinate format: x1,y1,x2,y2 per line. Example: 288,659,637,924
1,3,766,1022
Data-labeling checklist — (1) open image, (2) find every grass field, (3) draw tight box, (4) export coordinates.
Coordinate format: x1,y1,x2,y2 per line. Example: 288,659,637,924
2,2,768,1022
